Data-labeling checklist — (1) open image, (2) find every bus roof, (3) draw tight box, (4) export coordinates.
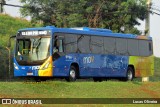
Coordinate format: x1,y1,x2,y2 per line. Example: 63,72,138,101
18,26,152,40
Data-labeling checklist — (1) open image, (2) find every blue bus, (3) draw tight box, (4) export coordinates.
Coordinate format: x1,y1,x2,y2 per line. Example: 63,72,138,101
10,26,154,81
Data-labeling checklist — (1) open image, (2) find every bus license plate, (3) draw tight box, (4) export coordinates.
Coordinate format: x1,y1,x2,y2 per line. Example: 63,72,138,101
27,72,33,76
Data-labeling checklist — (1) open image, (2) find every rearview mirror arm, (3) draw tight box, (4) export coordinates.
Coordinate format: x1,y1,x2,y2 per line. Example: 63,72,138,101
8,35,16,48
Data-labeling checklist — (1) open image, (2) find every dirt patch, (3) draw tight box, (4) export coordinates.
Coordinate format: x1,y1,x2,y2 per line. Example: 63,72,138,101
0,94,12,98
140,83,160,98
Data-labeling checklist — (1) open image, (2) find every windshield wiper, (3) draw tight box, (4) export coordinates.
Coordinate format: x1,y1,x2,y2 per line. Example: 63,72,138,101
35,37,42,60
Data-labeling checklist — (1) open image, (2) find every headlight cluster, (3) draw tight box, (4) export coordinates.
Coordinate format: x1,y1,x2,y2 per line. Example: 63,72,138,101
42,62,50,70
14,63,19,70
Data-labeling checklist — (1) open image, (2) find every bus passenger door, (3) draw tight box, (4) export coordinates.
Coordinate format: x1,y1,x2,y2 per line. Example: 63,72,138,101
52,35,67,76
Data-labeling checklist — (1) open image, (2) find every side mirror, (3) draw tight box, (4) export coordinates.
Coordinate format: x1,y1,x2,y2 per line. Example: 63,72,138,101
8,35,16,47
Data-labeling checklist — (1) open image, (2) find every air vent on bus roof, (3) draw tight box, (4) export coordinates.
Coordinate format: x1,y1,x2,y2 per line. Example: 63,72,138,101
90,28,112,33
71,27,112,33
46,26,56,28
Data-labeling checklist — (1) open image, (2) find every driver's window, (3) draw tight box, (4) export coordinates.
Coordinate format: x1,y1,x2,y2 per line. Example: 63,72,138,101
53,35,64,53
17,40,30,55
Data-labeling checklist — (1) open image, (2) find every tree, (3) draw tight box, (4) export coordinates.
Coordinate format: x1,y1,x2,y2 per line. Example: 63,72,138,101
0,0,5,13
20,0,148,34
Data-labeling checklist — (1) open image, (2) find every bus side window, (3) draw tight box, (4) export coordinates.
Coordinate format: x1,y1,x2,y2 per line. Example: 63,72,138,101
149,41,153,55
58,39,64,52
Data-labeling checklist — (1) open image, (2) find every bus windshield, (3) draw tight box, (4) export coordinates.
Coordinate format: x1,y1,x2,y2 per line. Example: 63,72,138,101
15,37,50,65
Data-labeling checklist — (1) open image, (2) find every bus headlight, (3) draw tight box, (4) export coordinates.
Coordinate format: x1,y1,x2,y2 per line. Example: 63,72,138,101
14,63,19,70
42,62,50,70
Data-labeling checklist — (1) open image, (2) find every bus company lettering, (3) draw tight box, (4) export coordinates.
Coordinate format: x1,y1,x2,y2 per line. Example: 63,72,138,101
22,31,47,36
66,55,73,59
83,56,94,64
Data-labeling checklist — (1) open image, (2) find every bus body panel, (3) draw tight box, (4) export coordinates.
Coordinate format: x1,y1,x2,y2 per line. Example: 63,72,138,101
13,26,154,79
38,56,53,76
52,53,129,78
129,56,154,77
53,54,78,77
14,57,53,77
14,59,39,77
78,54,129,77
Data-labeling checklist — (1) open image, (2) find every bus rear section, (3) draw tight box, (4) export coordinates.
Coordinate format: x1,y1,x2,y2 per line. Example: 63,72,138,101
129,35,154,78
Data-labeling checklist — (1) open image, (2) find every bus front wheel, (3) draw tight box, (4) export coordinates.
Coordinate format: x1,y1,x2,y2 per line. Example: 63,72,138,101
66,66,77,82
126,67,134,81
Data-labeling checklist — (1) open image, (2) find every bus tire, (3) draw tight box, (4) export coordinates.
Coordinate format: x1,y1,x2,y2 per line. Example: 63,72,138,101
66,66,77,82
126,67,134,81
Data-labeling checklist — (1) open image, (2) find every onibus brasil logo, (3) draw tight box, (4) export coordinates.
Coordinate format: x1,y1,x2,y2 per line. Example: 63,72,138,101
2,99,42,104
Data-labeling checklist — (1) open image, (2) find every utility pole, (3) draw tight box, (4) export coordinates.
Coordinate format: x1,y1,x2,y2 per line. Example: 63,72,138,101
6,47,11,80
0,0,2,13
0,0,5,13
143,0,151,82
145,0,151,36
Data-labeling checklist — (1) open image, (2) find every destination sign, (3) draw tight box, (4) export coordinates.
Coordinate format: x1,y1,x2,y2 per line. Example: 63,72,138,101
20,30,50,36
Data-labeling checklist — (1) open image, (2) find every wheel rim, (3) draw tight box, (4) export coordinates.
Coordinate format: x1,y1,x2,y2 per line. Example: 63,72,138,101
70,70,76,79
127,70,133,80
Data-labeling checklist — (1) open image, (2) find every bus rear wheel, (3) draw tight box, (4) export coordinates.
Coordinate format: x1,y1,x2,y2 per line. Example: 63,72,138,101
126,67,134,81
66,66,77,82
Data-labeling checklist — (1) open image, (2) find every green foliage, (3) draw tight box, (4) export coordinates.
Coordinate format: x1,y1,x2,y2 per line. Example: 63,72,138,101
20,0,147,34
152,57,160,81
0,14,32,79
145,57,160,82
0,47,8,79
0,14,31,33
0,14,32,46
154,57,160,71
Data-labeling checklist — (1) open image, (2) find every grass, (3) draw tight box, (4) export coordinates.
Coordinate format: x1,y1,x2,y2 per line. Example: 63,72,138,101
0,81,160,98
0,81,160,107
